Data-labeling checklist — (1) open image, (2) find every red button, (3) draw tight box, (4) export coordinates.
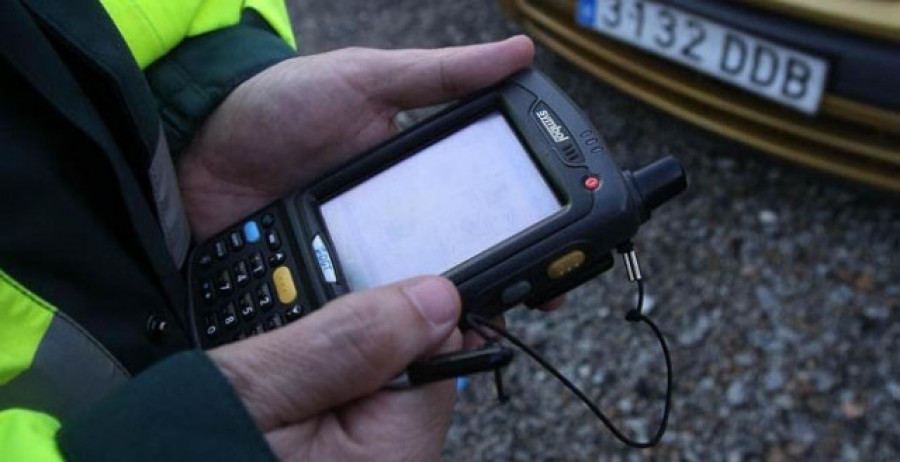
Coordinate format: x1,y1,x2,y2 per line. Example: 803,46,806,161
584,175,601,191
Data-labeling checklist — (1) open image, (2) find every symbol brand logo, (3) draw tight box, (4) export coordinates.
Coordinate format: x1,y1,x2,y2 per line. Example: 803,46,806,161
536,109,570,143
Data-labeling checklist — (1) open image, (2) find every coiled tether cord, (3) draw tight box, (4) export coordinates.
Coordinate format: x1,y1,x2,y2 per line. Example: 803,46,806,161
464,244,673,449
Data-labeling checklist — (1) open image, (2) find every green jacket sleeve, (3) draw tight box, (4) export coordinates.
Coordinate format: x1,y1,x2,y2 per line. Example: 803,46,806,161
56,351,276,462
145,10,297,158
0,352,274,462
0,409,63,462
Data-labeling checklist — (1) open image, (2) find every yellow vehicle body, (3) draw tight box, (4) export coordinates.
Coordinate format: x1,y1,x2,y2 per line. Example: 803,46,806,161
500,0,900,191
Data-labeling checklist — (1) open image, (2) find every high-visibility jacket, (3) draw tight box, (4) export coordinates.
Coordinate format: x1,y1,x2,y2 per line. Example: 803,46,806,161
0,0,296,460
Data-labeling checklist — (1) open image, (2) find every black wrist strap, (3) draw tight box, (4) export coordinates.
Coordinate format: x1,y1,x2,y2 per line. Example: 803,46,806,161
465,277,673,448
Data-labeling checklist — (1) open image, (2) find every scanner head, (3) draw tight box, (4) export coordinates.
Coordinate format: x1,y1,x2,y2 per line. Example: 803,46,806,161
626,156,688,221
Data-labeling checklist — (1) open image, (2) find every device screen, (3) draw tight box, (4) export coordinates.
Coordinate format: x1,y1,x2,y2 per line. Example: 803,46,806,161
320,112,562,290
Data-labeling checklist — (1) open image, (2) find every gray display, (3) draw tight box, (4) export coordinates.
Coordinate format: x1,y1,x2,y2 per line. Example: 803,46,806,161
321,112,562,290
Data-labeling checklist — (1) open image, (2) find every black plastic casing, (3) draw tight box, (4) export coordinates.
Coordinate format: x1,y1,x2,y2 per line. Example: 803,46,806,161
279,69,644,320
186,69,649,346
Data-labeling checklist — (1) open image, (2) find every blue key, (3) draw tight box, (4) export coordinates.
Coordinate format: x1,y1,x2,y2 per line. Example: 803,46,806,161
243,221,261,243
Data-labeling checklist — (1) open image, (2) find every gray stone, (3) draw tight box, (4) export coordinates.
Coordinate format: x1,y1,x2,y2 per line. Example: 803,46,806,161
862,304,890,320
755,286,780,312
678,314,712,346
886,381,900,401
764,370,785,391
735,351,756,367
774,394,795,410
759,209,778,226
641,292,656,314
811,369,838,392
726,379,749,406
841,443,860,462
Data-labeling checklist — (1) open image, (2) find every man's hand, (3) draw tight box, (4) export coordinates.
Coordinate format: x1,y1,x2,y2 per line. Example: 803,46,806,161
183,38,536,460
209,276,461,461
178,36,535,240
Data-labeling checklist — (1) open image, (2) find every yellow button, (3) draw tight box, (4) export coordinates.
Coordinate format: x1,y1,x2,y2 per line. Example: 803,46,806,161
546,250,586,280
272,266,298,304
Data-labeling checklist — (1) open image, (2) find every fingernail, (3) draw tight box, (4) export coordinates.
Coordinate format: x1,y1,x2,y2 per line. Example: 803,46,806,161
402,277,459,327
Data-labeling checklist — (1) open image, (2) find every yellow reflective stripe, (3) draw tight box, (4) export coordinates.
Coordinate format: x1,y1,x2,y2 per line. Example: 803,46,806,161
0,409,64,462
0,270,55,386
99,0,297,69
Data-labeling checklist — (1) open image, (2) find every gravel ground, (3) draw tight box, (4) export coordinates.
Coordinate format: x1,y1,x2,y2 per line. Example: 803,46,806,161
289,1,899,460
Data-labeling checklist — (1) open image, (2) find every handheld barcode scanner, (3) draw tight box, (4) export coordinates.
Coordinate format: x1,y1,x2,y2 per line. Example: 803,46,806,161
186,69,686,395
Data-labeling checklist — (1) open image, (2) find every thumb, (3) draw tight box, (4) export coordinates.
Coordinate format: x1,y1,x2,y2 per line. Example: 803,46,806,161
208,276,461,431
353,35,535,109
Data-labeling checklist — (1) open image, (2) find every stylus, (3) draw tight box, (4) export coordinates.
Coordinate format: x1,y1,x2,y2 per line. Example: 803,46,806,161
385,344,514,389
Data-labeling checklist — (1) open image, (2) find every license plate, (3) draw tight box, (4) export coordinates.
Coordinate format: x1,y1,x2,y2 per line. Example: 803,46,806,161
576,0,829,114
